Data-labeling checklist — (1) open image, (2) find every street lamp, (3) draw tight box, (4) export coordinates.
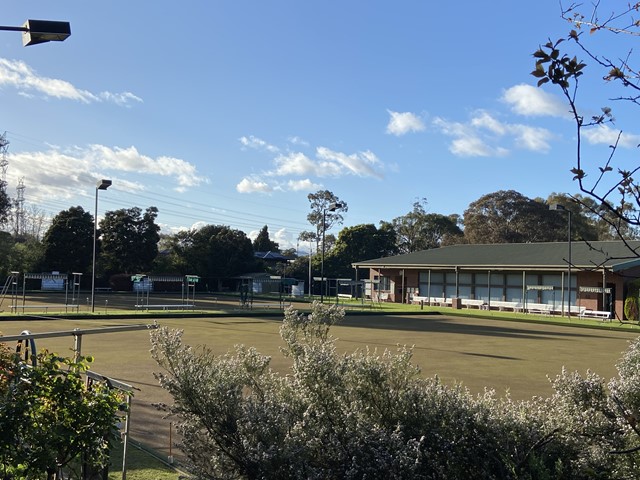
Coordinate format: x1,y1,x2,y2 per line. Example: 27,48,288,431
320,202,343,303
91,179,112,313
550,204,572,317
0,20,71,46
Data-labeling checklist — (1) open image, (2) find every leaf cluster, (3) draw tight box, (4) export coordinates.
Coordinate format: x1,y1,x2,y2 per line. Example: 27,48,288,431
0,350,126,478
533,2,640,256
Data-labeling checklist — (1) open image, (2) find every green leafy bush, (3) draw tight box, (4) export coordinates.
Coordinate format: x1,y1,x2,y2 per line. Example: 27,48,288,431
151,302,640,479
624,297,639,322
0,348,126,479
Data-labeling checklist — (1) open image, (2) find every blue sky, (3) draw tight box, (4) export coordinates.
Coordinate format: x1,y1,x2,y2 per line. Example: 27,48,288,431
2,1,638,249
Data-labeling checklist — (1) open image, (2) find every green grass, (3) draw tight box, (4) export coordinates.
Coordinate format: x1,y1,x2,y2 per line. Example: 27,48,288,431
2,298,639,478
107,441,181,480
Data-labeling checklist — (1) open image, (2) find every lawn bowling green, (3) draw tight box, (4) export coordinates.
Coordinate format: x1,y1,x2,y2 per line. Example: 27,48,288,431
1,312,637,461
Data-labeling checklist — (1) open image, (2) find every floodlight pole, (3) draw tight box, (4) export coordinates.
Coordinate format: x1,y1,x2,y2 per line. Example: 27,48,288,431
550,204,572,317
91,180,112,313
320,202,342,303
0,20,71,46
308,241,312,301
0,26,27,32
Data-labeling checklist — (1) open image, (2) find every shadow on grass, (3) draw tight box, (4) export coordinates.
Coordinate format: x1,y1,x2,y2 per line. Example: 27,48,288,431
323,314,624,341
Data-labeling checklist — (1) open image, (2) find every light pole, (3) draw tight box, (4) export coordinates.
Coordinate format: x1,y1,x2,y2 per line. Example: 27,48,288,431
0,19,71,46
550,204,572,317
320,202,342,303
91,179,112,313
308,241,313,301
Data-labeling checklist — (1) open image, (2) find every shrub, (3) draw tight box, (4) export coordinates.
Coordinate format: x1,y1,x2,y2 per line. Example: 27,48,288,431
151,303,640,479
624,297,638,322
0,349,126,479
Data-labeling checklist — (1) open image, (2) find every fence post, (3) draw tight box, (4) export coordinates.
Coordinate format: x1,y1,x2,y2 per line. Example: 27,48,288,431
73,328,82,361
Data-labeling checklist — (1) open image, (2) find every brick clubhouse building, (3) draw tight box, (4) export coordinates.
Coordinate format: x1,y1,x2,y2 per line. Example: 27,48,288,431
352,241,640,321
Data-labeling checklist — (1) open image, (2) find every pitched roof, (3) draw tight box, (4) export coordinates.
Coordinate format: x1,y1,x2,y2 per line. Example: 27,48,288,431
352,241,640,272
254,251,288,261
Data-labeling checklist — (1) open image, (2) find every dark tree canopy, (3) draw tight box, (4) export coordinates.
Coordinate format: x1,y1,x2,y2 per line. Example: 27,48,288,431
0,181,11,227
41,206,94,274
100,206,160,274
326,223,398,277
171,224,256,279
253,225,279,252
463,190,566,244
544,192,600,241
392,199,463,253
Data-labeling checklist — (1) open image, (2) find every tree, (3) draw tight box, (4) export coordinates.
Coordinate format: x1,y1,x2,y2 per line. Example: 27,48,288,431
305,190,348,252
252,225,279,252
42,206,94,274
10,237,44,274
325,223,398,277
24,204,48,240
169,224,256,280
391,199,464,253
544,192,601,241
463,190,566,244
152,233,185,274
0,232,15,279
533,2,640,252
0,183,11,228
100,206,160,275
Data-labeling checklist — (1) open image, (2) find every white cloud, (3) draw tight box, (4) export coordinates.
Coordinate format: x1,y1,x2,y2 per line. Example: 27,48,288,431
98,91,143,107
287,136,310,147
273,227,295,250
85,145,204,188
433,112,552,156
239,135,280,153
470,111,508,135
470,111,553,153
316,147,384,179
272,152,318,176
268,148,383,180
386,110,426,136
238,135,385,193
502,84,567,117
0,58,142,106
236,177,273,193
247,227,295,250
6,144,204,205
510,124,552,152
287,178,322,191
582,124,640,148
450,136,501,157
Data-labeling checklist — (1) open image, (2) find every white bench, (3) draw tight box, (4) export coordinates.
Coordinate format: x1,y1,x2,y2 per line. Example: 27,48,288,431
337,293,353,301
135,304,194,311
461,299,487,309
526,303,553,315
579,309,612,321
411,295,428,305
488,301,523,312
251,302,291,310
10,304,79,313
552,306,586,316
430,297,452,307
375,292,390,302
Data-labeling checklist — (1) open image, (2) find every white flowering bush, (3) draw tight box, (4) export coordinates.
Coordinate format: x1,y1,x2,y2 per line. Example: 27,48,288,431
150,302,640,479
